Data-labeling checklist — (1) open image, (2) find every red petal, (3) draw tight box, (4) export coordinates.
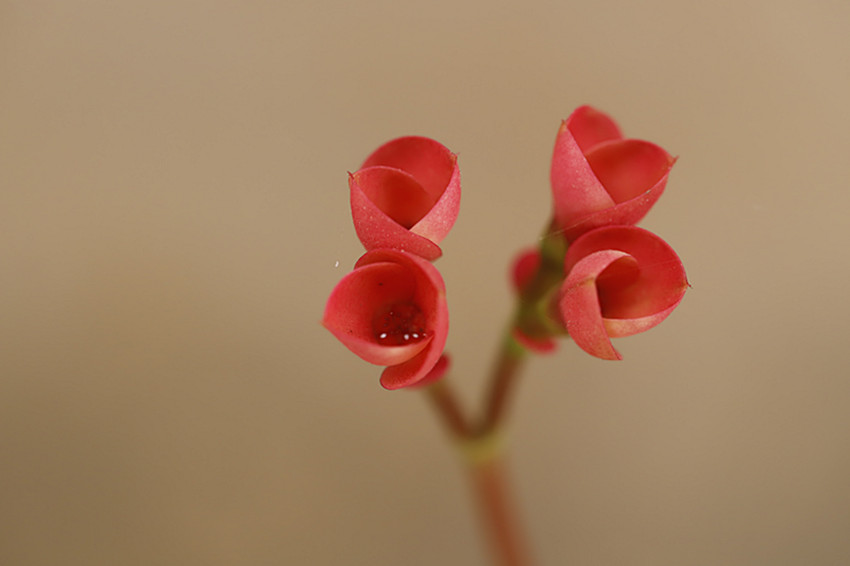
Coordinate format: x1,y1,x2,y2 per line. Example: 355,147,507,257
550,120,615,235
408,354,451,389
355,166,436,229
322,262,431,365
363,136,461,246
585,139,673,206
603,301,683,338
350,171,443,260
355,249,446,293
565,226,688,323
411,157,460,244
560,226,688,358
566,105,623,153
559,250,630,360
350,137,461,259
551,107,675,241
362,136,457,202
355,250,449,390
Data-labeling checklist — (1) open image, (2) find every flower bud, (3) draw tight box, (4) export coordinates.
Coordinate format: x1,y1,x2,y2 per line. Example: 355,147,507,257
350,136,460,260
551,106,674,241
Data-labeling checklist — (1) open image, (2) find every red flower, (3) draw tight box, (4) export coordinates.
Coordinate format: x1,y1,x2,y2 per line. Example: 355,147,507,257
550,106,675,241
350,136,461,261
559,226,688,360
322,249,449,390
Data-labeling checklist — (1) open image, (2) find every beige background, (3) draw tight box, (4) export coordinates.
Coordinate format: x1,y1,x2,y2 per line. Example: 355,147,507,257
2,1,849,564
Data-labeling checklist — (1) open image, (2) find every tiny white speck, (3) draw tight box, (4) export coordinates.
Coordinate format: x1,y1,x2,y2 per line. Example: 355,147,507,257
403,334,410,340
334,260,340,268
379,332,388,339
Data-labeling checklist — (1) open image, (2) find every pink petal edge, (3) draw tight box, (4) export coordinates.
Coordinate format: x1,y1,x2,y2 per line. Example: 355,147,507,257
322,261,432,366
355,250,449,390
560,250,632,360
349,171,443,260
411,158,460,243
551,121,615,233
567,105,624,153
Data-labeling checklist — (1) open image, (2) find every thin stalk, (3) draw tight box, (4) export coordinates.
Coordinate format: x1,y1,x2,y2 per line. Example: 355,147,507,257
423,220,565,566
478,332,528,435
425,336,534,566
466,450,533,566
425,378,472,438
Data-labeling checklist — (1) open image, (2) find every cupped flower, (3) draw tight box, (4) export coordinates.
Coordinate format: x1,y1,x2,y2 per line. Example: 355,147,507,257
322,249,449,390
559,226,688,360
350,136,461,261
550,106,675,241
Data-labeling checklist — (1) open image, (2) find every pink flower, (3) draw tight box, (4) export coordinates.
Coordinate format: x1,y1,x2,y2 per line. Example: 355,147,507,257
323,249,449,390
550,106,675,241
349,136,461,261
559,226,688,360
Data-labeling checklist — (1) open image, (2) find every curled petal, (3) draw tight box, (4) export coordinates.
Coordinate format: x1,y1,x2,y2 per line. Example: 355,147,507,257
322,249,449,390
550,107,675,241
586,140,673,205
550,120,615,231
350,169,442,260
362,136,456,199
560,226,688,359
567,105,623,153
322,262,432,366
350,136,460,260
560,250,631,360
408,353,451,389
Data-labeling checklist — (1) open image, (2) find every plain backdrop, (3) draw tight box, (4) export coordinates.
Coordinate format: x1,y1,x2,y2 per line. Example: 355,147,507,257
2,1,849,564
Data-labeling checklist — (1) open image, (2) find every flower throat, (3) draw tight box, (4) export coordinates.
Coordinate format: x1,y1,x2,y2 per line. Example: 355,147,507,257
372,302,429,345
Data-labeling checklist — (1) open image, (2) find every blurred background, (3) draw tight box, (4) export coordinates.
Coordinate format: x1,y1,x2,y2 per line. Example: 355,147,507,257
2,1,849,564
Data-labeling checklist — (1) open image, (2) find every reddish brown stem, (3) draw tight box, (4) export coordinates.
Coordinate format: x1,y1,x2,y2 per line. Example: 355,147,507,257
479,335,527,434
425,333,534,566
426,379,472,438
467,452,534,566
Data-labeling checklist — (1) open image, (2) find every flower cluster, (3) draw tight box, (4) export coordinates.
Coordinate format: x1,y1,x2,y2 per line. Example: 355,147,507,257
323,137,459,389
324,106,688,390
514,106,688,359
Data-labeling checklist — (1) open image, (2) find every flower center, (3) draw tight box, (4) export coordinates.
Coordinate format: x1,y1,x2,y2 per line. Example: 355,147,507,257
372,302,429,345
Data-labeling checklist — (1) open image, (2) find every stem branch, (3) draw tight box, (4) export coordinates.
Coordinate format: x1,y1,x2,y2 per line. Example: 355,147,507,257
424,331,533,566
